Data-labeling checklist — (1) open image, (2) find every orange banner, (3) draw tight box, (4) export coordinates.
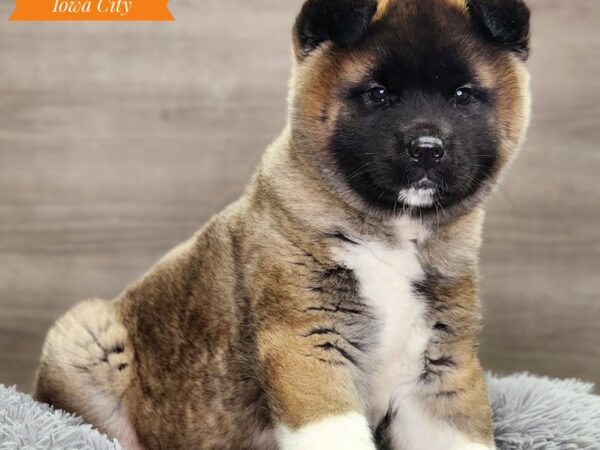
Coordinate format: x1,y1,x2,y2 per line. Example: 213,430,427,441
10,0,173,20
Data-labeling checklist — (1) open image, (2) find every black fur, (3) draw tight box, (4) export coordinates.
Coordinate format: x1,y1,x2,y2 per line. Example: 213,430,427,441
329,0,501,215
374,409,395,450
294,0,377,58
467,0,531,58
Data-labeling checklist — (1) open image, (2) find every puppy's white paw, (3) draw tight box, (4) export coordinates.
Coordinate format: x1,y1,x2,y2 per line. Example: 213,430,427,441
276,412,376,450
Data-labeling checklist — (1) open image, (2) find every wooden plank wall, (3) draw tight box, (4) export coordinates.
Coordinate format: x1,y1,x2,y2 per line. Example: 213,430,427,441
0,0,598,392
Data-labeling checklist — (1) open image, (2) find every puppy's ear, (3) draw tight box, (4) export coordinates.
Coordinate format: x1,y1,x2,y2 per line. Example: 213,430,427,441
467,0,531,59
293,0,378,61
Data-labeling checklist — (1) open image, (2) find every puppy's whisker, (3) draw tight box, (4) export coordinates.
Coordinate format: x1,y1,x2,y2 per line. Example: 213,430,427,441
345,162,374,181
346,168,379,183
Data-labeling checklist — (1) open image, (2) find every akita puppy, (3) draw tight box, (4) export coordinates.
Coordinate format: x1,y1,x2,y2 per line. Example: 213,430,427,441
34,0,531,449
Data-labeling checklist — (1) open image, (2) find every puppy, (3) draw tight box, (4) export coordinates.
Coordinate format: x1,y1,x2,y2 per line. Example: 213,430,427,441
34,0,531,449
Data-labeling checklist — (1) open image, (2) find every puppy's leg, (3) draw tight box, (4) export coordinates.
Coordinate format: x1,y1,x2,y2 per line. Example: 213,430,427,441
258,328,376,450
34,299,143,450
388,359,496,450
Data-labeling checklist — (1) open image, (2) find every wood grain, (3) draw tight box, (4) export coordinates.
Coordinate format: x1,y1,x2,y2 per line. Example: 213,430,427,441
1,0,599,393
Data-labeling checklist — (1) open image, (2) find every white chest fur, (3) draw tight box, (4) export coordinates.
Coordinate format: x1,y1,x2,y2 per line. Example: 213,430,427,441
333,218,432,423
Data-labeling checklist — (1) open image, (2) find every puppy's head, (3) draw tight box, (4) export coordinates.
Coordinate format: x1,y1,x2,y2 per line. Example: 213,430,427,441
289,0,531,218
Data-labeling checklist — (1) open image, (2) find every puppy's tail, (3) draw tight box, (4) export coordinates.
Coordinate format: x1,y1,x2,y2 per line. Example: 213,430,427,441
34,299,142,449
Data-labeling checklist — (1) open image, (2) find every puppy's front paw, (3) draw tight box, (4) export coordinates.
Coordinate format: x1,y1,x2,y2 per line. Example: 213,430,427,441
276,412,376,450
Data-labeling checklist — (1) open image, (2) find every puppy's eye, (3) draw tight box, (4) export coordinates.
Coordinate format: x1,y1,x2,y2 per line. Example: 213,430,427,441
368,86,390,104
453,86,473,105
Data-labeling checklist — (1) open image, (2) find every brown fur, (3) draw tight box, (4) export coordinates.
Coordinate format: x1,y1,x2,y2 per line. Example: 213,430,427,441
34,0,531,448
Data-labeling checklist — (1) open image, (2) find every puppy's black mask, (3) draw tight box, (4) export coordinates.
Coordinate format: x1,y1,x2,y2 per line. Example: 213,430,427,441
293,0,530,216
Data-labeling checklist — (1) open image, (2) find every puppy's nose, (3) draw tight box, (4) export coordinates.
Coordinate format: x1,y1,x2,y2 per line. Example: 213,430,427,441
408,136,445,162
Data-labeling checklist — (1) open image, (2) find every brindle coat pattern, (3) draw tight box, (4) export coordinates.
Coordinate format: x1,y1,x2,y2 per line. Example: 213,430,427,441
34,0,531,449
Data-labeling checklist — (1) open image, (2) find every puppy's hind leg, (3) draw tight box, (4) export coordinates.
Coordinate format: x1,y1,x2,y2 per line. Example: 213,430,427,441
34,299,143,450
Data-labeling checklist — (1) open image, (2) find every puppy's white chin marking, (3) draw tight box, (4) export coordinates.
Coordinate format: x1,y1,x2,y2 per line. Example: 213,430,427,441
399,187,435,207
275,412,376,450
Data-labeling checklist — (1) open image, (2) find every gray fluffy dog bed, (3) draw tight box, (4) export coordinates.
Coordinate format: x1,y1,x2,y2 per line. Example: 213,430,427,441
1,373,599,449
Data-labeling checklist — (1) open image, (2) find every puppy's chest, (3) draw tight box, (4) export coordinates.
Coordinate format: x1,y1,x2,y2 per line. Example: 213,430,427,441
332,226,432,420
